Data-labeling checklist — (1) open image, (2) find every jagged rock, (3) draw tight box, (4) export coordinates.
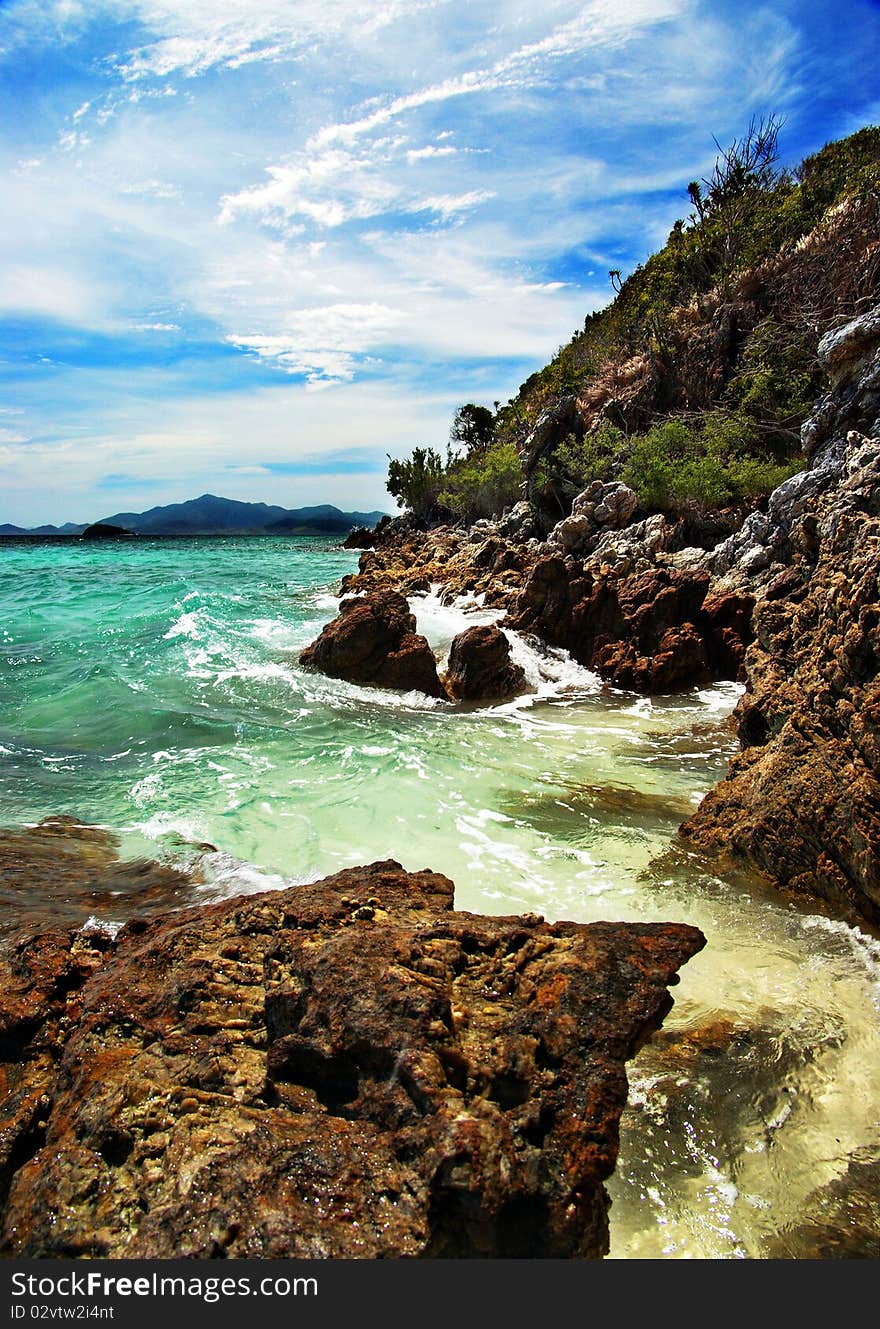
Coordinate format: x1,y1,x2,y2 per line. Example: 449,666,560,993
801,305,880,460
681,497,880,924
576,481,638,530
548,483,639,557
550,512,594,555
682,408,880,924
508,558,742,692
496,501,538,541
817,306,880,378
299,591,446,697
342,526,377,549
0,861,703,1258
442,625,527,702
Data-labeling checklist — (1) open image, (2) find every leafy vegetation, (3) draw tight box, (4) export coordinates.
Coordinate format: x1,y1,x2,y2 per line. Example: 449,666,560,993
386,447,446,523
386,407,524,525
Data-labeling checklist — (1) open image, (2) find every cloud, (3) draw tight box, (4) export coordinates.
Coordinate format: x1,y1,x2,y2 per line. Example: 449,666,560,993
114,0,442,80
3,0,880,525
225,302,402,383
219,139,498,232
308,0,685,148
406,145,459,162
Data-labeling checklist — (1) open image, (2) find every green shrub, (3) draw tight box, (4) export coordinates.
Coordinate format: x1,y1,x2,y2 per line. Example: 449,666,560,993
548,422,627,500
386,447,446,522
439,442,524,523
621,412,798,514
727,316,818,437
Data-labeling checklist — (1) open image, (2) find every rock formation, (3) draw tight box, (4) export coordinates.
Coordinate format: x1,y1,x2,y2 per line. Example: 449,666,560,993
299,589,446,698
681,307,880,924
0,860,703,1258
0,817,195,939
442,624,527,702
508,558,750,691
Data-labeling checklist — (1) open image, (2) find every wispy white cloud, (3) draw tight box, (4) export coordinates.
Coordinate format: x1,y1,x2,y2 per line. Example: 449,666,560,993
115,0,443,80
2,0,879,523
406,145,458,162
226,302,402,383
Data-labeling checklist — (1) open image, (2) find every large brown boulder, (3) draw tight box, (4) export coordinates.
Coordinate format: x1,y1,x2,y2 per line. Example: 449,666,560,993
0,861,703,1259
443,624,527,702
300,590,446,697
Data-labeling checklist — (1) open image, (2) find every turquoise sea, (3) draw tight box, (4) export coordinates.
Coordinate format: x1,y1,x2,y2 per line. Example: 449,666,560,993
1,535,879,1257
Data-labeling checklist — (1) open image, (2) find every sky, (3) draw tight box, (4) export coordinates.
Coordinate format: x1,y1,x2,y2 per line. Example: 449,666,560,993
1,0,879,525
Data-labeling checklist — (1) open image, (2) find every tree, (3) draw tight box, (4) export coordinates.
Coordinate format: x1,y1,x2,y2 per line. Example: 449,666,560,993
449,404,495,458
687,114,785,286
385,447,446,523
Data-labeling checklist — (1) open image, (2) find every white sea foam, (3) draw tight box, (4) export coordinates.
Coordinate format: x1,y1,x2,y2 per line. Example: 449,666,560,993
79,915,124,939
193,850,288,901
411,585,502,652
135,810,207,842
164,609,202,640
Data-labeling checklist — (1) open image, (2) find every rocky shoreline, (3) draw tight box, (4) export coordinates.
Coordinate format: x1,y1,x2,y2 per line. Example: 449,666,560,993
308,306,880,928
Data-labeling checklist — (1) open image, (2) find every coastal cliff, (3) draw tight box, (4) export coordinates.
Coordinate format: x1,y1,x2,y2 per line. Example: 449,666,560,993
306,127,880,928
320,306,880,925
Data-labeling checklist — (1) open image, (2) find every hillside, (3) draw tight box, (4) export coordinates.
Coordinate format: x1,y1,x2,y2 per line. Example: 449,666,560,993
384,124,879,534
1,495,387,538
493,122,880,526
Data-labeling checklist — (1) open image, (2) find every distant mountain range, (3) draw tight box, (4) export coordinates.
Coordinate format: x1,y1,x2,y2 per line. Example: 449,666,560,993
0,494,388,538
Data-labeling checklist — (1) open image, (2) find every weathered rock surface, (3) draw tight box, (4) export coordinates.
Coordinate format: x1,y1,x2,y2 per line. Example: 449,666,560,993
548,481,639,556
508,557,750,691
682,311,880,925
0,861,703,1258
341,526,534,611
681,480,880,924
299,590,446,697
442,624,527,702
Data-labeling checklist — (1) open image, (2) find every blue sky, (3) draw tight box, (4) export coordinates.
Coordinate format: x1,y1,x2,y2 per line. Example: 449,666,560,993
1,0,879,525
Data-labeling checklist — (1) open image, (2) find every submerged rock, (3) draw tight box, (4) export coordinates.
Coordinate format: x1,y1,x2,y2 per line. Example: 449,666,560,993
0,861,703,1258
0,817,194,938
299,590,447,697
442,624,527,702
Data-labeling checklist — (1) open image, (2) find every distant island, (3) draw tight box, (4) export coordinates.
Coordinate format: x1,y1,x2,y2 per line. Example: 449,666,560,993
0,493,388,538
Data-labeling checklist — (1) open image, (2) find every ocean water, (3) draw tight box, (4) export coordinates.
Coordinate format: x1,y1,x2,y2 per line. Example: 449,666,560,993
1,535,878,1258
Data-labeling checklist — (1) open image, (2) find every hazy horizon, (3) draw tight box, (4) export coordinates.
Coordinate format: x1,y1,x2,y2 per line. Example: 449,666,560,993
3,0,880,525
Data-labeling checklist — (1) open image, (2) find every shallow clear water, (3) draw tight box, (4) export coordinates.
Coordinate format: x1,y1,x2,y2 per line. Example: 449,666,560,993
1,536,878,1258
